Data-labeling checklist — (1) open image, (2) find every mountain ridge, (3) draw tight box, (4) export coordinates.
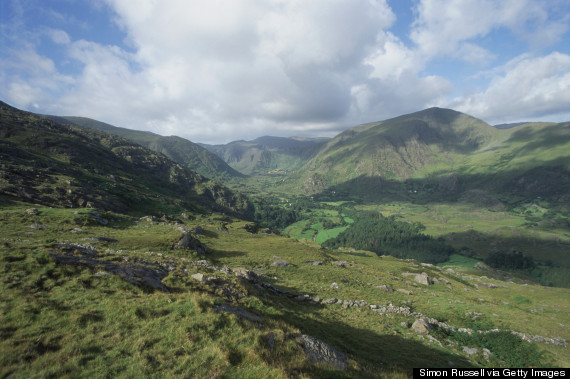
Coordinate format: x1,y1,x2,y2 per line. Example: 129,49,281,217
0,101,252,217
42,115,244,181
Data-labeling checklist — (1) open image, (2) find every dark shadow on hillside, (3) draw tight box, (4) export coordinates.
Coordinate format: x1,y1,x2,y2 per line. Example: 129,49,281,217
443,229,570,265
207,248,247,261
259,293,475,376
313,161,570,209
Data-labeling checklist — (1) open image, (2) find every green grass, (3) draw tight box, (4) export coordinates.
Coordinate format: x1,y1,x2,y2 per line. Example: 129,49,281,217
1,204,568,377
438,254,480,268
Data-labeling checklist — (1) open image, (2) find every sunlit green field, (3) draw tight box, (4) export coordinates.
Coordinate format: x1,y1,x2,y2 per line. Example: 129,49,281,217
2,204,568,377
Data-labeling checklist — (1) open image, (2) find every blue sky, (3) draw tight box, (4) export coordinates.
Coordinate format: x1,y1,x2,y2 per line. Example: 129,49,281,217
1,0,569,143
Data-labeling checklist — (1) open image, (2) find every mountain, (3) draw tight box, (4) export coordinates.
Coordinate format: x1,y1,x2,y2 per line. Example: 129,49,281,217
0,101,252,216
44,115,244,181
202,136,329,175
287,108,569,206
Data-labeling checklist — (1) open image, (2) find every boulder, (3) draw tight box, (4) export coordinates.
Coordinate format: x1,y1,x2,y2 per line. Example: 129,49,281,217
295,334,347,370
176,232,207,254
462,346,479,356
415,272,432,286
412,319,432,334
190,273,206,282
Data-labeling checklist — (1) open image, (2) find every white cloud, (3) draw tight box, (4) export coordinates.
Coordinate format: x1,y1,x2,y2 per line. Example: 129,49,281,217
46,28,71,45
451,52,570,123
410,0,569,63
0,0,568,143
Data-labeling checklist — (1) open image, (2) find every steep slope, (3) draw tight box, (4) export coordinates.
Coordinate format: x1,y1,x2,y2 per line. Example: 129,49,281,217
45,115,243,181
291,108,569,206
0,101,252,216
203,136,329,175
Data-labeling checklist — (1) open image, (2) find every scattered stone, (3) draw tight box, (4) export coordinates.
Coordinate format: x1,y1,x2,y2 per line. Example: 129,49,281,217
271,260,291,267
477,282,499,289
332,261,349,268
397,289,413,295
232,267,257,281
330,282,340,290
139,216,158,222
26,208,40,215
402,272,432,285
375,285,394,293
190,273,206,282
462,346,479,356
412,319,432,334
401,322,411,328
322,298,337,304
70,228,83,233
294,334,347,370
438,277,450,284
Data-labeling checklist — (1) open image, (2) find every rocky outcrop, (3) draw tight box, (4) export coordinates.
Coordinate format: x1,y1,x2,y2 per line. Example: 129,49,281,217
176,231,207,254
49,248,168,292
412,319,432,334
294,334,347,370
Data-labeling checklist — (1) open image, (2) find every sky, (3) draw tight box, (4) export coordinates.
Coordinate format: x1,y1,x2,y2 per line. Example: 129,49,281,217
1,0,569,144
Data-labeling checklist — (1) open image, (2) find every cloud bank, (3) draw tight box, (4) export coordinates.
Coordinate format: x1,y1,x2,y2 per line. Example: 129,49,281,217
0,0,569,143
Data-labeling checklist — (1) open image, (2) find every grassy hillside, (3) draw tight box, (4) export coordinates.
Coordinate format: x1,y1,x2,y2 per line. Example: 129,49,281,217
1,204,567,377
0,101,252,217
276,108,569,210
45,115,243,181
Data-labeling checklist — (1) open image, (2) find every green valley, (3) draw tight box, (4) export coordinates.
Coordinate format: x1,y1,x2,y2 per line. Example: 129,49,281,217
1,101,569,377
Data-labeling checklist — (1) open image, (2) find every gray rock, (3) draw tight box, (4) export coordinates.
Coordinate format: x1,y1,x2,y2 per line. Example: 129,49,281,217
26,208,40,215
232,267,257,280
401,322,411,328
330,282,340,290
477,282,499,289
295,334,347,370
412,319,432,334
397,289,413,295
322,298,338,304
271,260,291,267
375,285,394,293
462,346,479,355
333,261,349,267
176,232,207,253
191,273,206,282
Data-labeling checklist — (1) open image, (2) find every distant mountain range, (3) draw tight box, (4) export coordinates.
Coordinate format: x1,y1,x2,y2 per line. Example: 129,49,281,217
0,101,252,216
200,136,329,175
3,100,568,211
